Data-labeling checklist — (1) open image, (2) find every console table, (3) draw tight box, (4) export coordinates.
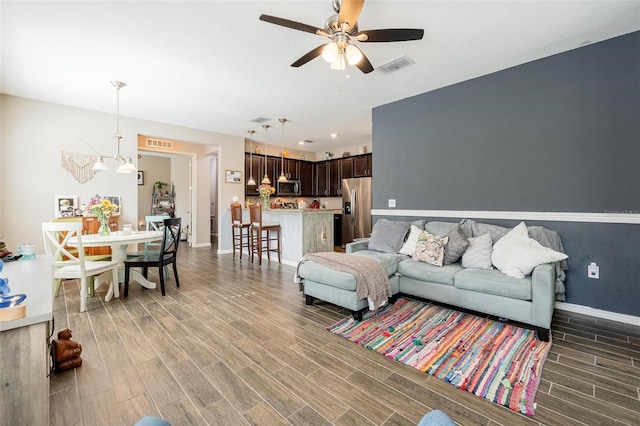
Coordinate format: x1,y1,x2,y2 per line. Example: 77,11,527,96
0,255,53,426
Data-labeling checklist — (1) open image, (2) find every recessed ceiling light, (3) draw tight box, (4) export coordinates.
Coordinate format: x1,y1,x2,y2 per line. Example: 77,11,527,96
331,133,338,138
298,140,305,145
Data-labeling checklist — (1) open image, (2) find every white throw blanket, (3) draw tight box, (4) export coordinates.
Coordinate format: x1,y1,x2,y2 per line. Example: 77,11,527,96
296,252,391,311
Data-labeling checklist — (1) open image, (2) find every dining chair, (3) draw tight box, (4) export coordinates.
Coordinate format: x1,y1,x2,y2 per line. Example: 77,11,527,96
128,215,171,277
124,217,181,297
231,203,251,259
249,204,281,265
42,222,120,313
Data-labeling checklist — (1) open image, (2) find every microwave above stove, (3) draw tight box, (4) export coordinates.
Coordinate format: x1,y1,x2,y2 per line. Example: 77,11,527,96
277,180,301,196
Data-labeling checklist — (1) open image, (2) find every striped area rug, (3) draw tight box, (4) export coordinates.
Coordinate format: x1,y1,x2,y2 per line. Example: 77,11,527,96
328,297,551,416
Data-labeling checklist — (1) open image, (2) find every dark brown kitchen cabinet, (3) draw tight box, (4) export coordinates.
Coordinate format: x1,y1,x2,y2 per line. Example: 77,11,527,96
299,161,314,196
353,153,372,177
245,153,277,196
341,157,354,179
328,159,341,196
316,161,328,196
277,158,300,181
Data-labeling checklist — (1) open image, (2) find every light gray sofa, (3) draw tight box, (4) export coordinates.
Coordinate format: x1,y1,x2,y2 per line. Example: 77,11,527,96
298,220,564,341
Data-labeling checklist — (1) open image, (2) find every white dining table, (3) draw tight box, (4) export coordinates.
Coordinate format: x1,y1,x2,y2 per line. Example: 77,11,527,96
68,230,163,299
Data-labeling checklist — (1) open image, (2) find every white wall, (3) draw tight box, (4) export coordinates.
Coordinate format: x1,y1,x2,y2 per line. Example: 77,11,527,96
0,94,244,252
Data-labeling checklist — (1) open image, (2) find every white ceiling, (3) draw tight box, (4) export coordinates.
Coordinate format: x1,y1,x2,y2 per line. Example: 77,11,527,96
2,1,638,152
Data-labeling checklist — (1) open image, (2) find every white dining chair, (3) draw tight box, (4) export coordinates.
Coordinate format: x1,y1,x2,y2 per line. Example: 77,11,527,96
42,222,120,313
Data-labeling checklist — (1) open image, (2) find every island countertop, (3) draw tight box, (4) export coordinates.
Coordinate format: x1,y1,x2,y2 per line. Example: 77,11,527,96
0,255,53,331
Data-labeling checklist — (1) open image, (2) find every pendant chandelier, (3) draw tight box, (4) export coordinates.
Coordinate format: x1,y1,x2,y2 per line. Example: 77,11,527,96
261,124,271,185
92,81,137,173
277,118,288,183
247,130,257,186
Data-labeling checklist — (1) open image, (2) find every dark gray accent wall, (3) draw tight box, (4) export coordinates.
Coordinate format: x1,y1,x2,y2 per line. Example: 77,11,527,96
371,32,640,317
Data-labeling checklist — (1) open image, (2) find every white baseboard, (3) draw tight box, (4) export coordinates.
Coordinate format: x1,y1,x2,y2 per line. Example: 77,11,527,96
191,242,211,248
555,302,640,326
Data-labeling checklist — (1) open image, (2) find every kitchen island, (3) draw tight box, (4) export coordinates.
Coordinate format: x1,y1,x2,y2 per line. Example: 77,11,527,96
220,208,340,265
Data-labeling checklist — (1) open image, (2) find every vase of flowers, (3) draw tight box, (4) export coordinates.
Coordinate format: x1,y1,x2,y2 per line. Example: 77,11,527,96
86,195,117,236
258,184,275,209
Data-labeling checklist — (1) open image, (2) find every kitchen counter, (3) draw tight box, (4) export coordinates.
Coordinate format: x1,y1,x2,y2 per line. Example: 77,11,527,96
0,255,53,331
0,255,52,426
220,208,338,265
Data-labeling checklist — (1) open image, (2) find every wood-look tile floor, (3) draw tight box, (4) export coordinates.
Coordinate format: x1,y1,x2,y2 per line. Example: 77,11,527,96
50,246,640,426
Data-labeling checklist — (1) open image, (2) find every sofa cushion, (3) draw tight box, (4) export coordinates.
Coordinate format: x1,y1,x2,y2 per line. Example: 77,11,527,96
399,225,422,256
298,261,358,291
413,231,449,266
461,233,493,270
368,219,410,253
454,268,532,301
492,222,568,278
443,224,469,265
459,219,510,244
352,250,406,276
397,259,462,286
424,221,458,236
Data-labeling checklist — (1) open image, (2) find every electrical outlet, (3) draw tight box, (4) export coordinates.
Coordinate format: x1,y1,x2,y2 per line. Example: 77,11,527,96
388,199,396,208
588,262,599,279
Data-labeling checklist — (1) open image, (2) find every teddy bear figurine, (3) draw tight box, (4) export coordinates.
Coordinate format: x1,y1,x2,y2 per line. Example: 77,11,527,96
52,328,82,372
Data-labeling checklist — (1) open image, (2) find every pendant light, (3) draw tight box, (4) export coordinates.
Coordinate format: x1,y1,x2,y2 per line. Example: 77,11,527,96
247,130,256,186
92,81,137,173
277,118,288,183
261,124,271,185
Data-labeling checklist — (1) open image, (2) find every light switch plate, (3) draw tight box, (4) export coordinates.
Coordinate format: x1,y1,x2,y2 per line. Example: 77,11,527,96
388,199,396,208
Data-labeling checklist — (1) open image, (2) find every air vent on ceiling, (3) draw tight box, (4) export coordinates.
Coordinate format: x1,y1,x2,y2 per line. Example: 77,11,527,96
146,138,173,149
302,139,314,144
250,116,270,124
377,55,415,74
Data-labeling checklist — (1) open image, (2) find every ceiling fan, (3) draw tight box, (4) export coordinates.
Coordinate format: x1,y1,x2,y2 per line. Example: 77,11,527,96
259,0,424,74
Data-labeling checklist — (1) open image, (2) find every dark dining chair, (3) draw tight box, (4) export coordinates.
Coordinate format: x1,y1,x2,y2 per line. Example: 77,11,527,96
124,218,181,297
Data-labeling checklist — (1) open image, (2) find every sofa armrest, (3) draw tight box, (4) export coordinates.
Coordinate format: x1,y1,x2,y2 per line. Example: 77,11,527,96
346,239,370,253
531,262,556,329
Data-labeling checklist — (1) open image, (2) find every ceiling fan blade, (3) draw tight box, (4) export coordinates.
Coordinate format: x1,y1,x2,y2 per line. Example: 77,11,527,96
259,14,323,35
338,0,364,32
291,44,327,68
356,28,424,42
354,52,374,74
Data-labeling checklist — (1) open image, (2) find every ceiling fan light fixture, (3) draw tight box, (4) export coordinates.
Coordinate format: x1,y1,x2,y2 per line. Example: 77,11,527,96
330,52,346,70
345,44,363,65
322,42,339,62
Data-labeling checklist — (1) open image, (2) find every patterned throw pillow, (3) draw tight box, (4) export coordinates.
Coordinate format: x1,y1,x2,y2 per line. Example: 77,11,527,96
413,231,449,266
461,233,493,269
443,224,469,264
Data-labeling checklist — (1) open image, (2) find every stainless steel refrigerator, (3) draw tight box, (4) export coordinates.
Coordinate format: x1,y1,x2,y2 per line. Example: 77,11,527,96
342,177,372,245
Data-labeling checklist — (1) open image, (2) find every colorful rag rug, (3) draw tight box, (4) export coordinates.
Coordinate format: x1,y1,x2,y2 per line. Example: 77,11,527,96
328,298,552,415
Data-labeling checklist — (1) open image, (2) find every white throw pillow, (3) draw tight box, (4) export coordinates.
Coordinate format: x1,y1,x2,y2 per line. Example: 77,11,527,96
461,233,493,270
399,225,422,255
492,222,568,278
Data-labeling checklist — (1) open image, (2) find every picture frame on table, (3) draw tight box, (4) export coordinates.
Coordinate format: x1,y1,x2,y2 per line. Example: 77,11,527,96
103,195,121,215
137,171,144,185
225,170,242,183
54,195,78,218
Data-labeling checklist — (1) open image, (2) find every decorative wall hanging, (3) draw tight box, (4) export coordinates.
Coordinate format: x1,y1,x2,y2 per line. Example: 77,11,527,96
61,138,100,183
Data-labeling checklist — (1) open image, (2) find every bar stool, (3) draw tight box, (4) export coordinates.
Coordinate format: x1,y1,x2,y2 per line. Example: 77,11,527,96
231,203,251,259
249,204,281,265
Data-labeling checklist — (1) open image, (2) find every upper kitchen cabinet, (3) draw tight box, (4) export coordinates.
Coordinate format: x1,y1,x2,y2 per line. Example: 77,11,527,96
299,161,314,196
353,154,372,177
341,157,354,179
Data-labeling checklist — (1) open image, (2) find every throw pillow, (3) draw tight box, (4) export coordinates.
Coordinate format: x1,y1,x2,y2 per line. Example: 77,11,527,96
399,225,422,256
443,224,469,264
461,233,493,269
368,219,411,253
413,231,449,266
492,222,568,278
